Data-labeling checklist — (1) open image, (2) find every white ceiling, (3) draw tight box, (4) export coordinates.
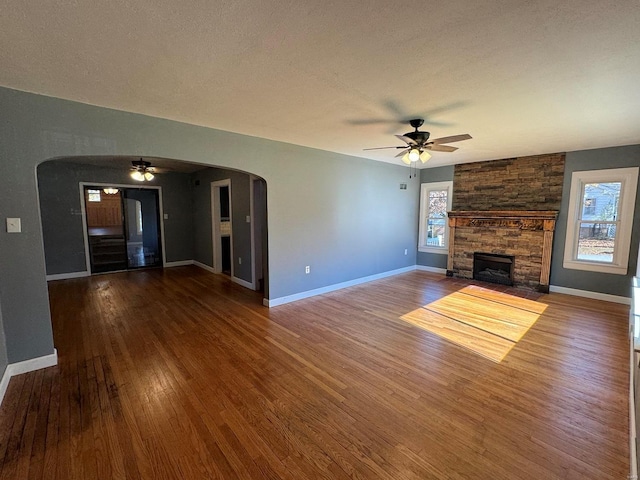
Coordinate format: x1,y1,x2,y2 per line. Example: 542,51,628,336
1,1,639,169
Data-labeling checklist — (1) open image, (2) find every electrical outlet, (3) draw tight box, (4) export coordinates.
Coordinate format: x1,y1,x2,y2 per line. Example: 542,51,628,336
404,249,408,255
305,266,310,274
238,257,242,265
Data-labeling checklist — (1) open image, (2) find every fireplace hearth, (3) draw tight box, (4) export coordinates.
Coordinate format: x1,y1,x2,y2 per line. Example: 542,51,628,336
473,253,515,286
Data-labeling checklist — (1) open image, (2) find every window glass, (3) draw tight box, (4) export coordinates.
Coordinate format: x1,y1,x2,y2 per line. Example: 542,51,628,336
87,189,101,202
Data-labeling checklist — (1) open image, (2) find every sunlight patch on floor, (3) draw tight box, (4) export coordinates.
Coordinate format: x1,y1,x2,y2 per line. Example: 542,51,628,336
400,285,547,362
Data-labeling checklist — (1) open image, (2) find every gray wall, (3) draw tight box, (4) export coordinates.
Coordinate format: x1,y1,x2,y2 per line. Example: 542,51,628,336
191,168,253,282
0,86,419,364
417,165,455,269
37,161,194,275
549,145,640,296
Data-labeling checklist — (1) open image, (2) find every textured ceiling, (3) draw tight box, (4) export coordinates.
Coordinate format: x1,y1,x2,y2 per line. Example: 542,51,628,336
1,0,639,168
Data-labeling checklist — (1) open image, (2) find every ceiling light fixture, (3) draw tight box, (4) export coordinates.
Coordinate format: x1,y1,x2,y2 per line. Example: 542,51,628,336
408,148,421,162
402,148,431,165
130,159,155,182
103,187,119,194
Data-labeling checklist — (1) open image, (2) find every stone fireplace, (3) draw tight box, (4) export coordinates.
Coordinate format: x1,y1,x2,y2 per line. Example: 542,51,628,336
445,153,565,292
447,210,558,292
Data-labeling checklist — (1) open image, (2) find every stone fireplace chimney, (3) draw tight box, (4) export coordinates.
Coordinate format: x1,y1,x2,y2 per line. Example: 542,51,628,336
447,153,565,292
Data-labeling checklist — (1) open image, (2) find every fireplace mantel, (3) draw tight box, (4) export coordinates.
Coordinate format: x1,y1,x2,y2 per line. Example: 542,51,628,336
446,210,558,292
448,210,558,218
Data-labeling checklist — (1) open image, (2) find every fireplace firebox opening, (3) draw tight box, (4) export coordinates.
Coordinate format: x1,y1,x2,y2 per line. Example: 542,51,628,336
473,253,515,286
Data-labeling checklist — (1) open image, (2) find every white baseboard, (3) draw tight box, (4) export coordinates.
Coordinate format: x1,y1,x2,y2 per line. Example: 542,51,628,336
549,285,631,305
164,260,194,268
415,265,447,274
232,276,254,290
193,261,216,274
0,349,58,406
46,271,89,281
265,266,416,307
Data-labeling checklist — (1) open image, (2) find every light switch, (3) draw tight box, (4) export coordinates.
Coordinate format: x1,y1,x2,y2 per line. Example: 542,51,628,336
6,218,21,233
163,213,169,220
246,215,251,223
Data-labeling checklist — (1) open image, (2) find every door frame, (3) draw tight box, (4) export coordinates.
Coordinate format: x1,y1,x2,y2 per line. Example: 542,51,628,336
210,179,233,276
79,182,166,274
250,175,267,292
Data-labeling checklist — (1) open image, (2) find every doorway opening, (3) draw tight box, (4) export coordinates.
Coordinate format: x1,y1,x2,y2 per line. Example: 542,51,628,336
211,179,233,276
83,185,163,274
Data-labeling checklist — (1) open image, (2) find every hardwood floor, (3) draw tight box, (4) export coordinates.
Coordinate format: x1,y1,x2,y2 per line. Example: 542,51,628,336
0,266,630,479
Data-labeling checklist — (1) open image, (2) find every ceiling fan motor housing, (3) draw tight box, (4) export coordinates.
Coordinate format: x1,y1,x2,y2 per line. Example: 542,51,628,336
404,131,431,143
405,118,430,144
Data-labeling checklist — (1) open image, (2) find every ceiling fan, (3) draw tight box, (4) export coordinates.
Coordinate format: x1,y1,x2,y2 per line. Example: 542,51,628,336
130,158,156,181
364,119,472,165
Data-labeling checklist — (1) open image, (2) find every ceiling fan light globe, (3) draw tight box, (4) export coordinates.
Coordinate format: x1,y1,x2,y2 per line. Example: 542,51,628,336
408,148,420,162
144,171,155,181
131,171,144,181
420,150,432,163
401,153,411,165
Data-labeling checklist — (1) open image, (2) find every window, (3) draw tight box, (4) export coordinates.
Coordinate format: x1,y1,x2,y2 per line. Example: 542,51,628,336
418,181,453,253
87,189,101,202
563,167,638,274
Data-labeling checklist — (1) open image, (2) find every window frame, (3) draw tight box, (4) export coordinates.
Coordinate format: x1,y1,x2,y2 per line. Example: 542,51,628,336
563,167,638,275
418,181,453,254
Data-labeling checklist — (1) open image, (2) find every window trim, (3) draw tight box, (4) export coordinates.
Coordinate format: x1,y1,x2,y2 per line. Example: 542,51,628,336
563,167,638,275
418,181,453,254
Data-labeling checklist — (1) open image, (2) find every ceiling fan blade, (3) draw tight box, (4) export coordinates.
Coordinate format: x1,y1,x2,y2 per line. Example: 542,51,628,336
395,134,417,145
395,149,409,158
427,144,458,152
363,146,405,150
346,119,399,126
431,134,472,144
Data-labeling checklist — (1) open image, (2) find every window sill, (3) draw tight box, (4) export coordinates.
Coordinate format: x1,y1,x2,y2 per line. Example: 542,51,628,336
418,246,448,254
562,259,628,275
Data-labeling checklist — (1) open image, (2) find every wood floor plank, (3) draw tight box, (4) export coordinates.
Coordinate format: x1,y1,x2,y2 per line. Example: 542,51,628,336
0,267,630,479
401,306,517,362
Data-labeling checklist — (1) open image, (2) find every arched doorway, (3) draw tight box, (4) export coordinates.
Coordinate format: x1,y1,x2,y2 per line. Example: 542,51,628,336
36,155,268,295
